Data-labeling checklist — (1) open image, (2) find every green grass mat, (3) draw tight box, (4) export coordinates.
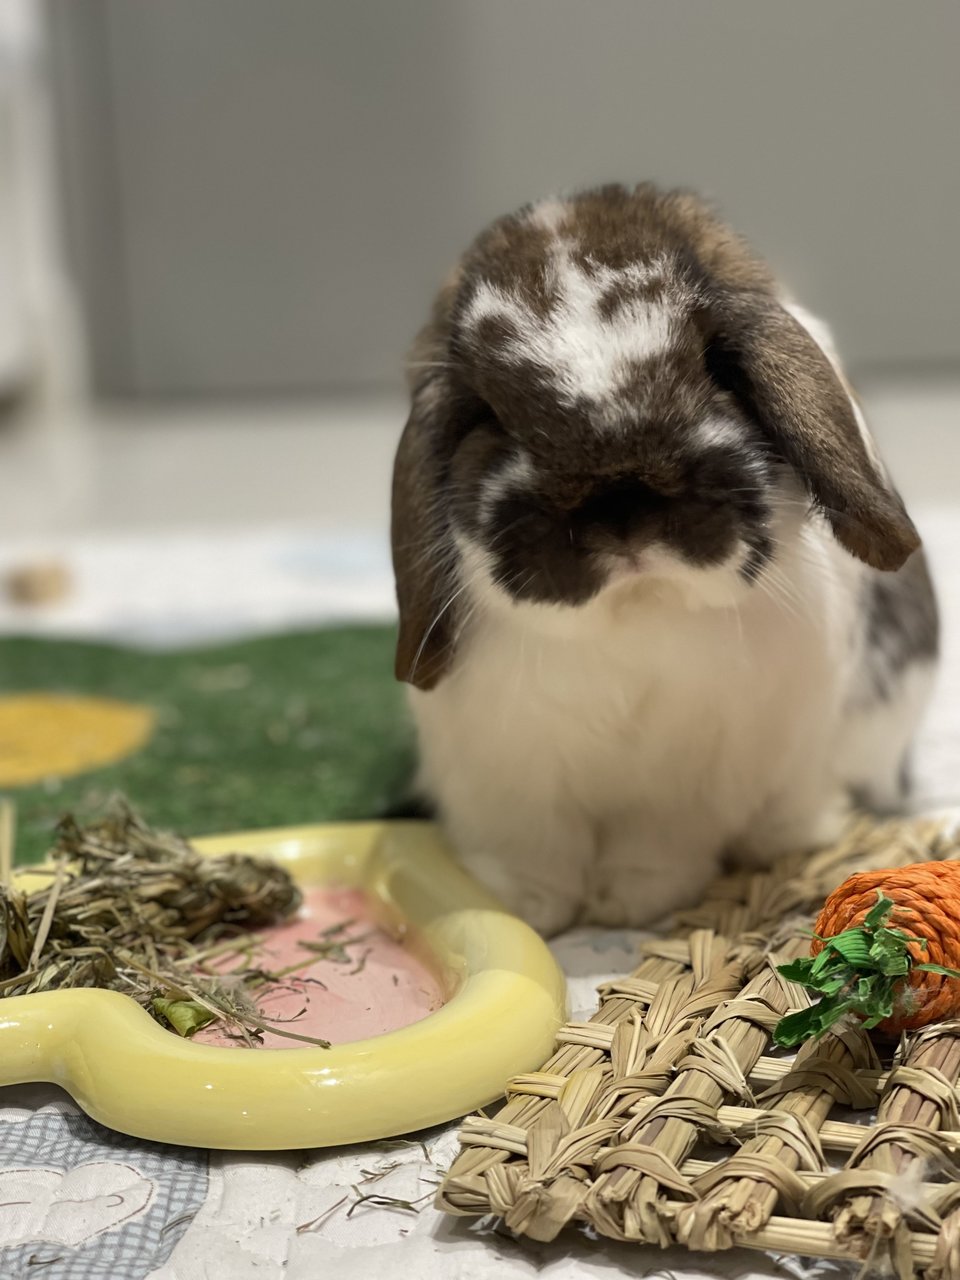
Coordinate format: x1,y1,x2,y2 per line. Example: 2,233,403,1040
0,628,413,865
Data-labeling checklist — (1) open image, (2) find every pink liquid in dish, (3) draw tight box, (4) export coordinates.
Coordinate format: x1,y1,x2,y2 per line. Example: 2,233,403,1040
193,886,445,1049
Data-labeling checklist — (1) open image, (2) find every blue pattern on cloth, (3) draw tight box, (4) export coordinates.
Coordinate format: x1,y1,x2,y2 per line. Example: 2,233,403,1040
0,1091,208,1280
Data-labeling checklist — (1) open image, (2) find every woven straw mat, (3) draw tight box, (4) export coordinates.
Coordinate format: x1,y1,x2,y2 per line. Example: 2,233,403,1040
438,815,960,1279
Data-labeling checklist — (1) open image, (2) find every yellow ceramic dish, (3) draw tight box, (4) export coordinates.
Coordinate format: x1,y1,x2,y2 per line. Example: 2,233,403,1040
1,821,566,1150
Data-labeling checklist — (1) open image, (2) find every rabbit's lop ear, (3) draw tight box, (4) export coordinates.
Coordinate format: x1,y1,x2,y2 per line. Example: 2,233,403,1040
391,372,464,690
706,293,919,571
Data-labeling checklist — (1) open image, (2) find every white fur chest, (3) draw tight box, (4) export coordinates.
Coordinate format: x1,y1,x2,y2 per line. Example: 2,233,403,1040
411,534,856,844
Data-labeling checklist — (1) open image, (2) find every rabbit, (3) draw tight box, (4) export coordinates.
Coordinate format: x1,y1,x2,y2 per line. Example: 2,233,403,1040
390,183,938,936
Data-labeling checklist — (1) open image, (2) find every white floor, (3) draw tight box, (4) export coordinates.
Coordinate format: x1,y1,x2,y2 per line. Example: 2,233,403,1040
0,393,403,542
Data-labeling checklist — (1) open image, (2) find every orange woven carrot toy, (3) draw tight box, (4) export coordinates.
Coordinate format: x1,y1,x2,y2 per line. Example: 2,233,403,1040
774,861,960,1046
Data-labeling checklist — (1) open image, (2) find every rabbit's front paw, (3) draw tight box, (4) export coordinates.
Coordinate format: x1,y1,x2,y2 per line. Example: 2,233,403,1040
457,851,580,938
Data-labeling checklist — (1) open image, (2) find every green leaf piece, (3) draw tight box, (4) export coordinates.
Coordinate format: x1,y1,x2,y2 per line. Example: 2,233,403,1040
862,893,897,931
916,962,960,979
869,930,913,975
777,958,817,984
152,996,217,1037
822,931,873,968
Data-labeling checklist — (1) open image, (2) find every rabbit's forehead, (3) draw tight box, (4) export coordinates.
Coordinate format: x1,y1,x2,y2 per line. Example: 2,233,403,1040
463,262,674,409
457,199,704,421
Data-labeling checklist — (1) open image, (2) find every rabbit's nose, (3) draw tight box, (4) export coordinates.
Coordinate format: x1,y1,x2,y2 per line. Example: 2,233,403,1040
577,479,665,533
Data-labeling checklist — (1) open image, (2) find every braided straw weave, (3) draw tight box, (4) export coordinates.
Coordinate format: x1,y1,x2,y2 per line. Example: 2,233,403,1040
437,816,960,1278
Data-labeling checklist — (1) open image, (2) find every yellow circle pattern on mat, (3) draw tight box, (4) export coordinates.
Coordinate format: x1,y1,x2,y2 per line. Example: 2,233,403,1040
0,694,155,787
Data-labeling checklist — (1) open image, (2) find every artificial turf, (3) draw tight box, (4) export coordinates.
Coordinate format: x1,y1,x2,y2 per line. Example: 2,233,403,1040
0,627,414,865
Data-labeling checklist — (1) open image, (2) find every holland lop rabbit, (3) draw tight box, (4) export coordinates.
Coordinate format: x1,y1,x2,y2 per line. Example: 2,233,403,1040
391,183,937,936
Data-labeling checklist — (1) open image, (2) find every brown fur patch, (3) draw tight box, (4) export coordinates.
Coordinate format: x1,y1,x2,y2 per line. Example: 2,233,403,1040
864,552,939,699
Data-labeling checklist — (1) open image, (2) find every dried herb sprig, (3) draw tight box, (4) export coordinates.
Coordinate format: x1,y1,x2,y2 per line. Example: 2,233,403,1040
0,798,334,1047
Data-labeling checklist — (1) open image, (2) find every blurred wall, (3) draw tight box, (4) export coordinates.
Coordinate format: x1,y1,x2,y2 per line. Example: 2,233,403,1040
49,0,960,398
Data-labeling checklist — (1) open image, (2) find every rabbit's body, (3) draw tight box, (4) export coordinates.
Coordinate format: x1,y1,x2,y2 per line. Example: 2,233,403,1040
412,510,934,933
392,185,937,934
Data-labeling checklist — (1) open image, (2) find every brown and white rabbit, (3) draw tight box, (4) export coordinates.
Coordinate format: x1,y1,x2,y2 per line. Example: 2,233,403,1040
391,183,938,936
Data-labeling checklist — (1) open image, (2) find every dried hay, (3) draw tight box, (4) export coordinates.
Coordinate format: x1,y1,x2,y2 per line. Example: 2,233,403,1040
0,796,335,1045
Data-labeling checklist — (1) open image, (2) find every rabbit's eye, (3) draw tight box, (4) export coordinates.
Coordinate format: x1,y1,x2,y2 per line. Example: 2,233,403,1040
482,410,510,438
703,336,751,407
489,497,555,547
461,396,512,443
